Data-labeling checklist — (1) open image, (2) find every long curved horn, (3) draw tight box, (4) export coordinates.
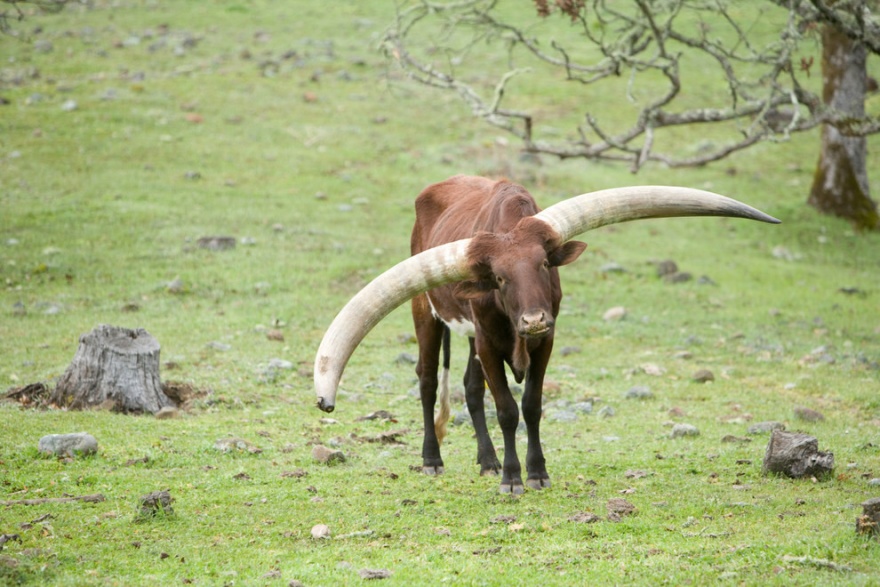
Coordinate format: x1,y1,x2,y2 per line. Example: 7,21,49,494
535,185,780,241
314,185,779,412
315,239,472,412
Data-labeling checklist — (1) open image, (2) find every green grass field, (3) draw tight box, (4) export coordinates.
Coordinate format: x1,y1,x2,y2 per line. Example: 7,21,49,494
2,1,879,585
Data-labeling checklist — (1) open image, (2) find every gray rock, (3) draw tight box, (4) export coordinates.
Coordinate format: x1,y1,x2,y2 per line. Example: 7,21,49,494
138,490,174,517
267,358,293,370
599,262,626,274
453,409,472,426
214,437,262,454
38,432,98,457
547,409,578,423
867,478,880,486
572,401,593,414
656,259,678,277
692,369,715,383
625,386,653,400
748,421,785,435
762,430,834,478
597,405,615,418
671,423,700,438
312,445,345,465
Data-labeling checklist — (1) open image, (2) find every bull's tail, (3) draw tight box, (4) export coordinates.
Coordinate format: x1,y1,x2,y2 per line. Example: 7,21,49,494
434,325,452,444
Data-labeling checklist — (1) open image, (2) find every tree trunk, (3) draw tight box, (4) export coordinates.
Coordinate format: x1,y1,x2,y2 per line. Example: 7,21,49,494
809,25,880,230
51,324,172,413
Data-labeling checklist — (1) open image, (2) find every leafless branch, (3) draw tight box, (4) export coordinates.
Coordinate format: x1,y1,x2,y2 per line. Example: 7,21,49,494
384,0,880,170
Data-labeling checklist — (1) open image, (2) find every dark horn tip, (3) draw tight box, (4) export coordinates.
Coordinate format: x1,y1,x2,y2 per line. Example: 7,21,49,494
317,398,335,413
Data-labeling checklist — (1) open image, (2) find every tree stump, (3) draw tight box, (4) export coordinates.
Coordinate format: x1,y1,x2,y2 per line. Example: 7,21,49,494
51,325,172,414
856,497,880,538
762,429,834,478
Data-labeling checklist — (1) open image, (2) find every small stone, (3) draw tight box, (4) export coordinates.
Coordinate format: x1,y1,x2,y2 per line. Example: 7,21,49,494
625,386,653,400
603,306,626,321
572,401,593,414
394,352,417,365
867,478,880,486
597,405,615,418
656,259,678,277
692,369,715,383
312,445,345,465
197,236,235,251
358,569,392,580
311,524,331,539
267,358,293,370
137,490,174,517
560,346,581,356
154,406,179,420
38,432,98,457
266,329,284,342
748,421,785,435
214,437,262,454
793,406,825,423
60,99,78,112
671,424,700,438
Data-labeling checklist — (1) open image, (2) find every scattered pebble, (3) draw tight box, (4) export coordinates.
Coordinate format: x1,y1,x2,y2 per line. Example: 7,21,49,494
671,423,700,438
60,99,78,111
137,490,174,518
358,568,392,580
312,444,345,465
748,421,785,435
625,385,653,400
38,432,98,457
597,405,615,418
692,369,715,383
602,306,626,321
311,524,331,539
214,437,262,454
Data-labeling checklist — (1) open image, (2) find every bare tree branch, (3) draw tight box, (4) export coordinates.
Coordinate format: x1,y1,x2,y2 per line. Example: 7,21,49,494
383,0,880,170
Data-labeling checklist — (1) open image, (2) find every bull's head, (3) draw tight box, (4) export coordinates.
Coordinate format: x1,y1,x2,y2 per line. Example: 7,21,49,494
314,185,780,413
454,217,587,340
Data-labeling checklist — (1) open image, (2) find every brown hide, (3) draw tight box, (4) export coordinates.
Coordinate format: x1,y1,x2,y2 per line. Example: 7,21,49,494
410,175,585,379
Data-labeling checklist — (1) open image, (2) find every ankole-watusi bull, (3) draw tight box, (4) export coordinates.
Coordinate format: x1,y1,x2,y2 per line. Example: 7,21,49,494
315,175,779,494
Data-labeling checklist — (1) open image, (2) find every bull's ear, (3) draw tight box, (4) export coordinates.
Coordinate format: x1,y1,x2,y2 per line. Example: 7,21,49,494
454,279,494,300
548,240,587,267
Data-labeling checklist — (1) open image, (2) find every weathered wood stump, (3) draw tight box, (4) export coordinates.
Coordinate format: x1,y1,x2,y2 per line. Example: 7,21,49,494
762,429,834,478
856,497,880,538
51,325,172,414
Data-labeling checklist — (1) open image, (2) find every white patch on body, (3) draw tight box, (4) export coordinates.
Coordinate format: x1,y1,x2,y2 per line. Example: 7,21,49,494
426,293,475,337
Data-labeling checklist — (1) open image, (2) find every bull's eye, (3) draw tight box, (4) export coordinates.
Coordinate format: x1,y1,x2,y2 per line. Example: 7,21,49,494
496,275,505,286
542,259,550,270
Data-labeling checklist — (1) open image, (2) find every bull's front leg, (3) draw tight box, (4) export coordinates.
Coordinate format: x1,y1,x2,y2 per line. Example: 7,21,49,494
478,348,524,495
522,338,553,490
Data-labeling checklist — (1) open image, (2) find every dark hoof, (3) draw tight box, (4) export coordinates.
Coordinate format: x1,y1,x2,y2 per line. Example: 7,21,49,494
480,466,500,476
422,465,445,476
526,477,551,490
499,481,525,495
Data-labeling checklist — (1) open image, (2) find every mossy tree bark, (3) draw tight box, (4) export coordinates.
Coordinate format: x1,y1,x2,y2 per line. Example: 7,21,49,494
51,324,173,413
809,25,880,230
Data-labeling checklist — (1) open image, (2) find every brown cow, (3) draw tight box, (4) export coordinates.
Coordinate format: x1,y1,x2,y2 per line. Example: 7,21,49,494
315,176,779,494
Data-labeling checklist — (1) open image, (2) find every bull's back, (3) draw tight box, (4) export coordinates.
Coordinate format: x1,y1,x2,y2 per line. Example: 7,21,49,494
411,175,540,254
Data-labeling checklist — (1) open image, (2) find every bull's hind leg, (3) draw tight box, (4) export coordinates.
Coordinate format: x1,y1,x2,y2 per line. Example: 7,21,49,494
464,338,501,476
413,294,446,475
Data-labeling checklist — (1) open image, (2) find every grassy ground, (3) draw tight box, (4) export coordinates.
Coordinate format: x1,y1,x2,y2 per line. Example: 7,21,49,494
1,1,879,585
